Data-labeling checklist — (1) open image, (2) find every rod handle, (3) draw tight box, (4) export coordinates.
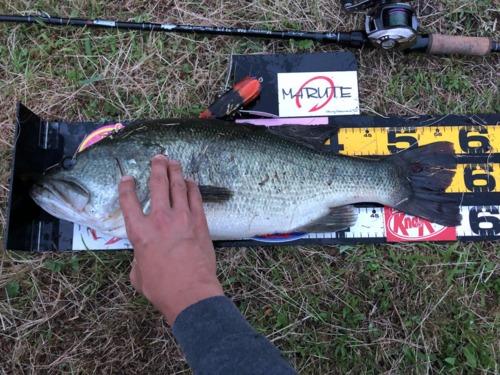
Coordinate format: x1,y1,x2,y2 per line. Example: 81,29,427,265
428,34,492,56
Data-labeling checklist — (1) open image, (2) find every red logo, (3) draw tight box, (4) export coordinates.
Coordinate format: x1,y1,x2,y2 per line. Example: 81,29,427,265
384,207,457,242
295,76,335,112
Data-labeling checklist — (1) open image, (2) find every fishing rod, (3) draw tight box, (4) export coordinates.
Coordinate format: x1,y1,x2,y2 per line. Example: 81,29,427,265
0,1,498,56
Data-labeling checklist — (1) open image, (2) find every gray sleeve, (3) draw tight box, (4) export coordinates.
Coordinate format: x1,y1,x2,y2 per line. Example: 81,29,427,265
172,296,297,375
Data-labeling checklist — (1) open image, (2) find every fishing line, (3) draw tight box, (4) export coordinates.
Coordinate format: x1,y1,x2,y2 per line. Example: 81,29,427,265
383,8,412,27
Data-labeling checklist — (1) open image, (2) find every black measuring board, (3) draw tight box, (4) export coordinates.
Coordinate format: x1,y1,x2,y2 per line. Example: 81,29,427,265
5,104,500,251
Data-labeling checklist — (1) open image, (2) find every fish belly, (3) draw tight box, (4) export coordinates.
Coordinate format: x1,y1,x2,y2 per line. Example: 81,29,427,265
204,200,334,240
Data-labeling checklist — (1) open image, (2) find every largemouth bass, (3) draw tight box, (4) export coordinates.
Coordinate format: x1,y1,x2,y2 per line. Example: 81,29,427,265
30,119,461,240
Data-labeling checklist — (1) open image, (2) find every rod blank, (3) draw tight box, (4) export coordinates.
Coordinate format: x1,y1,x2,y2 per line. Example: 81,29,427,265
0,14,498,55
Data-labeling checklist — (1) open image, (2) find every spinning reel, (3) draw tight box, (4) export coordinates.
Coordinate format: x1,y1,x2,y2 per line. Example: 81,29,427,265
342,0,419,51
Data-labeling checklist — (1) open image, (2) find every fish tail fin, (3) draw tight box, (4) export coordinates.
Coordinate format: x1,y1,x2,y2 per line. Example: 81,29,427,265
388,141,462,227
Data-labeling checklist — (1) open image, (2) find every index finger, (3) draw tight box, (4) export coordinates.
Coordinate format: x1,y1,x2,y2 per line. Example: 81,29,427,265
119,175,144,234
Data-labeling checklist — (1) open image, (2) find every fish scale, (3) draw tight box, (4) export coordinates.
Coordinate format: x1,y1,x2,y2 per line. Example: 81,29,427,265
164,123,391,237
30,119,461,240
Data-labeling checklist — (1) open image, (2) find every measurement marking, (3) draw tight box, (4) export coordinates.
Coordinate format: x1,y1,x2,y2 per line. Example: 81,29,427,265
447,164,499,193
334,125,500,155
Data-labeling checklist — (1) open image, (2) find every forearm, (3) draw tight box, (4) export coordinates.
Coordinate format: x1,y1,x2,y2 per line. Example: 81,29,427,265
173,296,297,375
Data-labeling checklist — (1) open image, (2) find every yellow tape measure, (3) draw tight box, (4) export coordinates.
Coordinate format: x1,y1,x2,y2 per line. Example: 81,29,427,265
448,164,499,193
327,125,500,194
328,125,499,155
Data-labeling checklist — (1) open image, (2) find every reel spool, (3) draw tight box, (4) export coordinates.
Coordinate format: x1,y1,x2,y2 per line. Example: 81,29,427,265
366,2,418,50
343,0,419,51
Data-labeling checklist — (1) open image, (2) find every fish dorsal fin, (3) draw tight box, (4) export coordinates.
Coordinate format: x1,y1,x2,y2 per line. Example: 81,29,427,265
198,185,233,203
294,205,358,233
125,119,337,151
266,125,338,151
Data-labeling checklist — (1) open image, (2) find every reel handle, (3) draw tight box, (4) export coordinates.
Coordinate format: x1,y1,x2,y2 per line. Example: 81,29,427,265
428,34,494,56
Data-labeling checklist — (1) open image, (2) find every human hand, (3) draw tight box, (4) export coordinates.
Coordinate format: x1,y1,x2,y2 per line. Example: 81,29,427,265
118,155,224,326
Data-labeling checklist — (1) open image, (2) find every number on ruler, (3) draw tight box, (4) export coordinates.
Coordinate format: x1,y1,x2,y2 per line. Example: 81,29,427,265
463,164,496,192
459,127,490,154
468,207,500,235
387,129,418,153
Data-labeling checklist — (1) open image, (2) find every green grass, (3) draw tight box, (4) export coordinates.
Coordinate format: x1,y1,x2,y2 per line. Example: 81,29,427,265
0,0,499,373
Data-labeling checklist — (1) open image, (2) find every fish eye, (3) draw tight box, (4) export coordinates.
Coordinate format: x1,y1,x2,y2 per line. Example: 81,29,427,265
61,156,77,170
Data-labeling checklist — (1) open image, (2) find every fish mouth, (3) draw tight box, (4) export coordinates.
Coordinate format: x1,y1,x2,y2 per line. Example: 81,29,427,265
30,178,126,236
30,178,91,217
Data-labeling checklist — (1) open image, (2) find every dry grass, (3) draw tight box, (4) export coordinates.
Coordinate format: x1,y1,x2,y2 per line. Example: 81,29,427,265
1,0,499,374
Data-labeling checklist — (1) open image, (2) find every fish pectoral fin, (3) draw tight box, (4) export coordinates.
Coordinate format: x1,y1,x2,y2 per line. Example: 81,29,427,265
198,185,233,203
294,205,358,233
